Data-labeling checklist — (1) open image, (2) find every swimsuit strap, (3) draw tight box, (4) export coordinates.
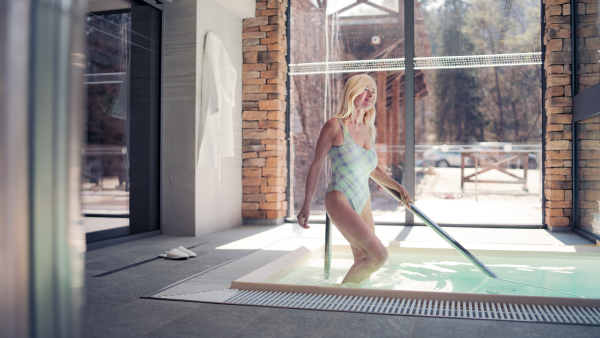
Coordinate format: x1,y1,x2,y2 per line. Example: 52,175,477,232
337,118,350,137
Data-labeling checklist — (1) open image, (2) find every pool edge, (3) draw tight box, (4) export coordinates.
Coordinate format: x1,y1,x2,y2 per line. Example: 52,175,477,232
231,245,600,308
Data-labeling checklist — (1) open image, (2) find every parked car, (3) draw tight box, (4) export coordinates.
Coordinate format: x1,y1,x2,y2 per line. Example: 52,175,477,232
422,143,538,169
423,145,469,167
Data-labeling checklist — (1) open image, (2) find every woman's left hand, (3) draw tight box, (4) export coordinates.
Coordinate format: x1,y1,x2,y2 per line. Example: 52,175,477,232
395,185,414,209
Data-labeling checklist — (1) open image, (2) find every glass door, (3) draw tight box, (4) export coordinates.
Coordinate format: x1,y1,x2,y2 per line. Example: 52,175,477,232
83,0,161,242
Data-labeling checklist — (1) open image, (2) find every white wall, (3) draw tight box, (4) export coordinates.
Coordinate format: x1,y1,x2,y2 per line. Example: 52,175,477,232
194,0,253,236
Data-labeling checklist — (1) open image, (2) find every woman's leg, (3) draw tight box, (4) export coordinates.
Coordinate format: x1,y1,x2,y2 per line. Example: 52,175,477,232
349,197,375,263
325,191,387,283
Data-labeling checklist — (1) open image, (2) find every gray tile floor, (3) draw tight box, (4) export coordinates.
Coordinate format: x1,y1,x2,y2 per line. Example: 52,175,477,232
84,225,600,338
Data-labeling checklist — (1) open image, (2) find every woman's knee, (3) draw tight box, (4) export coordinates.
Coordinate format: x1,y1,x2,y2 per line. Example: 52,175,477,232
375,247,388,266
368,246,388,269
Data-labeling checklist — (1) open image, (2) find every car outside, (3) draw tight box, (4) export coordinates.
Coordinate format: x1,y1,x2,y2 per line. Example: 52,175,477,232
421,143,538,169
422,145,469,167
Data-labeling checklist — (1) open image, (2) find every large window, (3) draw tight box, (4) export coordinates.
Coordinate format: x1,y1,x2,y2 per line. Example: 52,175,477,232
289,0,542,226
413,0,542,225
290,0,406,222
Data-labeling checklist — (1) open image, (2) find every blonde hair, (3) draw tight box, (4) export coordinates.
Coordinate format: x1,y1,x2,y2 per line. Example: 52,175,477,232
333,74,378,143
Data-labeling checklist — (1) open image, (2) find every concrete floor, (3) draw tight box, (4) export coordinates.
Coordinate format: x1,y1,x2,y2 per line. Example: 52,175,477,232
84,224,600,338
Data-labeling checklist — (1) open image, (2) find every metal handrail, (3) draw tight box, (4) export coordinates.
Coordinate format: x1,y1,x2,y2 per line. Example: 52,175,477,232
324,179,499,279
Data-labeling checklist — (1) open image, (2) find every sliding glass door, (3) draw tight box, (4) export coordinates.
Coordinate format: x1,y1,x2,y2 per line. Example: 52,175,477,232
83,0,161,242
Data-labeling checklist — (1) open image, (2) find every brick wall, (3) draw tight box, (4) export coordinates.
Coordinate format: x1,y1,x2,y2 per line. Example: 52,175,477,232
544,0,574,229
241,0,288,222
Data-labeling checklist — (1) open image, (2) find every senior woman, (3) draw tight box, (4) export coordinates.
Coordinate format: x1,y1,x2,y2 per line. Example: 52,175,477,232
296,74,414,284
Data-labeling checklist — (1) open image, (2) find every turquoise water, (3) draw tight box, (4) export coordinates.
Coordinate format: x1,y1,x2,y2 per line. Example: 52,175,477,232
275,251,600,298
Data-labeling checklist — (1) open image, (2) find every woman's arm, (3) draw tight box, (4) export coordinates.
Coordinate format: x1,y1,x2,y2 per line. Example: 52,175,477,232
296,119,338,229
370,166,414,209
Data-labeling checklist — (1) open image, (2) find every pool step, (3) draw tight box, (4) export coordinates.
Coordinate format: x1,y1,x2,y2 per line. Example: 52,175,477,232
147,289,600,325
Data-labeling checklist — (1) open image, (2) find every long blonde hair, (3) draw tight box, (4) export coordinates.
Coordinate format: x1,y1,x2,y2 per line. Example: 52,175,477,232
333,74,378,144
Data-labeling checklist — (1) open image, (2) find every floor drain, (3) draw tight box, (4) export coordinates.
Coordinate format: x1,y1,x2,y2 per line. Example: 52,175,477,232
148,289,600,326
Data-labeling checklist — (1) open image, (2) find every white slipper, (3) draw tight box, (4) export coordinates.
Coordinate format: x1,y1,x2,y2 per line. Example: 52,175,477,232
158,248,189,260
175,246,197,258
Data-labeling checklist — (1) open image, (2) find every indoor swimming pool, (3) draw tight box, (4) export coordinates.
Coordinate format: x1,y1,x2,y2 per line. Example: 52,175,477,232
266,248,600,299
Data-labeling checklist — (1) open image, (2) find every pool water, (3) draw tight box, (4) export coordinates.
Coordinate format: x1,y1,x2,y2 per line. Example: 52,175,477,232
274,250,600,299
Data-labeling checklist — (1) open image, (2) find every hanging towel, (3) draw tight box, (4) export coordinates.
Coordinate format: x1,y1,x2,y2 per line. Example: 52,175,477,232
197,32,237,189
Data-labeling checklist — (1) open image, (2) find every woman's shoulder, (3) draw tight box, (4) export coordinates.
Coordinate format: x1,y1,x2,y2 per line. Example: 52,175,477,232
324,117,343,128
323,117,343,133
321,118,344,143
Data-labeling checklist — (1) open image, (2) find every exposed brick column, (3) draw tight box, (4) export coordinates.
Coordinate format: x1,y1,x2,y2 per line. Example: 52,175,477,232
543,0,574,230
241,0,288,223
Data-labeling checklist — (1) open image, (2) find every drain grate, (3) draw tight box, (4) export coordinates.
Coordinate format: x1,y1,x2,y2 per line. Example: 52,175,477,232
149,289,600,325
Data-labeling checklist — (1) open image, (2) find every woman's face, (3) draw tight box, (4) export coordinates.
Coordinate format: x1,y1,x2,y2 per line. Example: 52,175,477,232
353,81,377,111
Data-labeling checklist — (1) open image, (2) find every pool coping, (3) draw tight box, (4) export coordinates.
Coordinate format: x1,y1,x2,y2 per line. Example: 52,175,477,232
231,245,600,308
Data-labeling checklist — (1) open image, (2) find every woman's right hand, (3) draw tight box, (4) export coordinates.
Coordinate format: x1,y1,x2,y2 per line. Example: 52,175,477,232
296,206,311,229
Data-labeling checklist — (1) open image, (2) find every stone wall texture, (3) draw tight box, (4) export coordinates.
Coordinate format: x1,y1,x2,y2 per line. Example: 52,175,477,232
544,0,574,228
241,0,288,220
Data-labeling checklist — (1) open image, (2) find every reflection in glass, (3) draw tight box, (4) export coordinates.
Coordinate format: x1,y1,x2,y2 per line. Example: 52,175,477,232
576,0,600,93
82,1,161,235
576,115,600,237
83,11,131,223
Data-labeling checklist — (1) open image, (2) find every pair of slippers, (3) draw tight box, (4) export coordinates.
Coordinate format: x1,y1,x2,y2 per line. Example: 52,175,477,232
158,246,197,260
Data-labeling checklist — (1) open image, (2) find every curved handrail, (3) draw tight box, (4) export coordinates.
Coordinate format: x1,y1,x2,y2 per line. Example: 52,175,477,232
372,180,498,278
324,179,499,279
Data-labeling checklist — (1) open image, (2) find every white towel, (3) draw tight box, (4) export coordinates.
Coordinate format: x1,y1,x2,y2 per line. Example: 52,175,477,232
197,32,237,191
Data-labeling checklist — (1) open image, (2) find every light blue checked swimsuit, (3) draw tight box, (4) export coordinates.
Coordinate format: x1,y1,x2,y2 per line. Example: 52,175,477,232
326,118,378,215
